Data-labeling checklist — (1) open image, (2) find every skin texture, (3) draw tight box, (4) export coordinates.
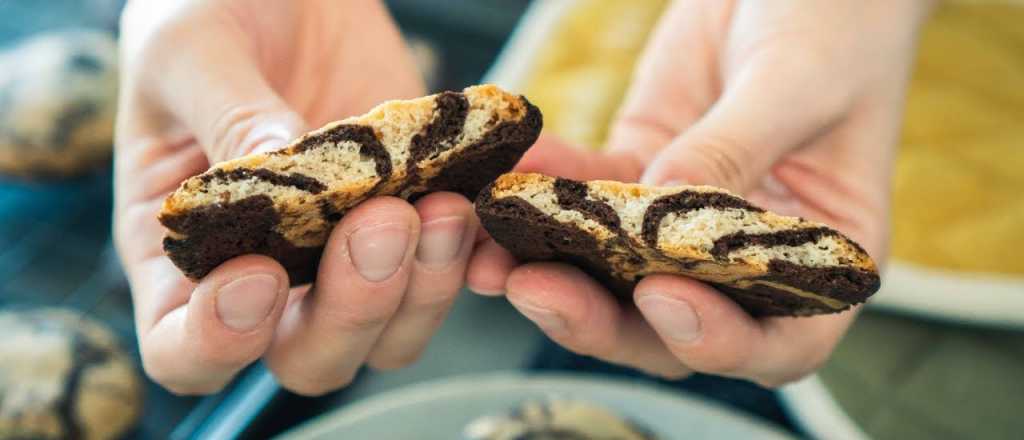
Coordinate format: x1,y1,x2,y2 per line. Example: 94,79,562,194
467,0,934,386
116,0,933,395
115,0,480,396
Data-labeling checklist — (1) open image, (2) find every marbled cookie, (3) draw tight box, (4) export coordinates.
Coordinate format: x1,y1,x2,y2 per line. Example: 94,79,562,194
160,85,541,284
0,29,118,177
463,399,657,440
475,173,880,316
0,308,142,440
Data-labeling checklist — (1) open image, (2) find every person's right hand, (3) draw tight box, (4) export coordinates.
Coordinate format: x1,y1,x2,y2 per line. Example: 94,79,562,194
467,0,930,386
115,0,480,396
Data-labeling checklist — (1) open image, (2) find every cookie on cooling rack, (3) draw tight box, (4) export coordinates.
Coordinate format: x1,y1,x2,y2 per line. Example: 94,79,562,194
0,29,118,177
0,307,142,440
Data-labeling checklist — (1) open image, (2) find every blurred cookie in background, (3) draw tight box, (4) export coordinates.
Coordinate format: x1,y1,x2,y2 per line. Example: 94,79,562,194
0,29,118,178
463,399,658,440
0,0,125,42
0,308,142,440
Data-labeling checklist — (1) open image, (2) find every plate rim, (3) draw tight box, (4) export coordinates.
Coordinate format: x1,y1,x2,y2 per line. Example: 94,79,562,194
277,371,794,440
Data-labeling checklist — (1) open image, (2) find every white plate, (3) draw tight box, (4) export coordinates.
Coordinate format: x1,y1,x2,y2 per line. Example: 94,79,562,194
868,261,1024,329
278,372,795,440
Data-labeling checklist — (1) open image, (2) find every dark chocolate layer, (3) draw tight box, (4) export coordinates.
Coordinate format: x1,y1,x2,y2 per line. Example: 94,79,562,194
709,227,838,260
475,190,635,296
162,195,322,283
202,168,327,194
765,259,879,305
553,178,621,231
641,191,763,246
408,92,470,173
416,97,542,200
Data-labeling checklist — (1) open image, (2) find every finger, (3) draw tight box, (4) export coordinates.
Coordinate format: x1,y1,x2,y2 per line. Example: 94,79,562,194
634,274,853,386
638,49,853,193
465,238,516,296
506,263,691,379
134,255,289,395
264,197,420,396
514,134,642,182
604,1,729,159
127,6,307,161
365,192,478,369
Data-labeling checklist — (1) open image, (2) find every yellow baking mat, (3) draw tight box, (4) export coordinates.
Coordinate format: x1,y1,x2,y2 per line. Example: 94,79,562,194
513,0,1024,277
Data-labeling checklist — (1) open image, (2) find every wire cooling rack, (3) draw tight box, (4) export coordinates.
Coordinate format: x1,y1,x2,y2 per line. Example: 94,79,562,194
0,170,207,439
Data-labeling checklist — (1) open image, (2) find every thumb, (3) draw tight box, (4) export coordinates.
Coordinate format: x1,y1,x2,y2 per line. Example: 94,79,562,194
640,60,850,193
147,22,308,162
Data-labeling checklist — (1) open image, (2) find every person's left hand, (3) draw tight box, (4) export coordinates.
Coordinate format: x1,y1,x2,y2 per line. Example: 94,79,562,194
114,0,475,397
466,0,932,386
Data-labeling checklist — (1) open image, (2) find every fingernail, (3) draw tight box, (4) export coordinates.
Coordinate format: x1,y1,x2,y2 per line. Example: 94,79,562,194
760,174,792,198
416,216,467,269
248,119,302,155
640,169,685,187
637,295,701,342
349,222,410,282
469,285,506,297
250,138,289,155
216,274,281,331
510,300,567,335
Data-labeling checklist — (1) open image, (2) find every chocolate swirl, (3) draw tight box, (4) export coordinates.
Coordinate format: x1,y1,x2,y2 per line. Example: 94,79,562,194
202,168,326,194
641,191,763,247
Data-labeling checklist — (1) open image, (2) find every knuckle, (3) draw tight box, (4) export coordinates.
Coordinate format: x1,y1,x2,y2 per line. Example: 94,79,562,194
162,380,225,397
207,103,263,160
277,370,356,397
368,350,423,371
692,350,750,377
405,284,460,309
195,338,261,369
645,365,692,381
140,351,225,396
265,351,357,397
758,349,831,388
754,346,834,388
139,354,176,389
331,307,394,333
689,134,749,189
804,347,833,373
122,7,188,64
754,376,787,389
754,370,810,389
318,287,406,333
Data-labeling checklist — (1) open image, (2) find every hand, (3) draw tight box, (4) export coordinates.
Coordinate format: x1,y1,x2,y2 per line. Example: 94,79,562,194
115,0,478,396
467,0,933,386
